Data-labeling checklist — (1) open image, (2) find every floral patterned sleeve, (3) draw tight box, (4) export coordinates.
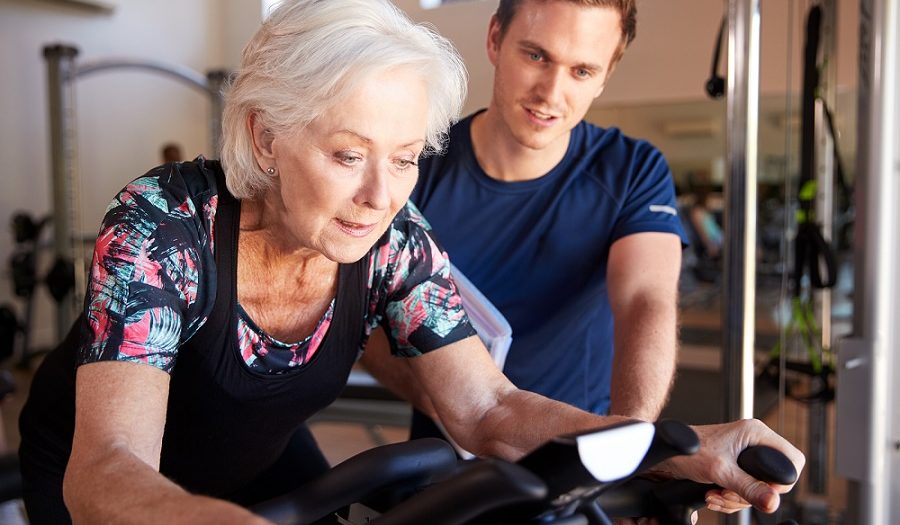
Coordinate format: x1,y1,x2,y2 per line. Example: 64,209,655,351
365,201,476,357
78,165,217,372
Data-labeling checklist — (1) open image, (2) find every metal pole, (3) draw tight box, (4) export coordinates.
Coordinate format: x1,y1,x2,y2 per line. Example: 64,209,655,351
206,70,230,158
41,49,230,345
722,0,759,424
43,43,79,341
72,58,227,157
807,0,837,497
837,0,899,522
722,0,759,522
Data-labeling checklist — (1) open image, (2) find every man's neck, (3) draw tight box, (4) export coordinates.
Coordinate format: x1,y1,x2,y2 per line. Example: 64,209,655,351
470,108,571,182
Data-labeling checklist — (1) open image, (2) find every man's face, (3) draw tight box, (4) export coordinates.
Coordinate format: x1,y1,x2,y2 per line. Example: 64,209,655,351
486,0,622,151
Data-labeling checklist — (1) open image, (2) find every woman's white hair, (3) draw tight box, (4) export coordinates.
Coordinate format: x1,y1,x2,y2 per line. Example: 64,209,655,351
220,0,468,199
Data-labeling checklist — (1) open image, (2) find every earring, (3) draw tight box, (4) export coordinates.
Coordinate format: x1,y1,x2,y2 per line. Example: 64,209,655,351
266,166,276,175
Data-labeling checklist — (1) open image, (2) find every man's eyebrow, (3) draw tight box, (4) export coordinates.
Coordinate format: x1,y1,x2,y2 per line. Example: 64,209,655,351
519,40,605,73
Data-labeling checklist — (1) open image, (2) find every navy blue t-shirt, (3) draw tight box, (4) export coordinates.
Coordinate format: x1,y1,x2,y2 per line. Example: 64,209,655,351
411,112,687,414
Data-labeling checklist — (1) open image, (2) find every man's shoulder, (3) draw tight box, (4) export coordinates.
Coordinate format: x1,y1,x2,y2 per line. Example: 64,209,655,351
571,121,668,180
575,120,662,159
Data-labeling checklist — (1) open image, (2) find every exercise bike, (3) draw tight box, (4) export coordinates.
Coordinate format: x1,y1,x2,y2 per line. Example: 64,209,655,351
250,419,799,525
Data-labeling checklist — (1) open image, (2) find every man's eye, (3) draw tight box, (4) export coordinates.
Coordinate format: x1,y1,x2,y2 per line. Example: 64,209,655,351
528,52,542,61
575,68,592,78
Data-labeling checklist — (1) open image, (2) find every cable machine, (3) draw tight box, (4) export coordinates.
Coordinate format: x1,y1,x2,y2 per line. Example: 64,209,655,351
835,0,900,523
42,43,229,343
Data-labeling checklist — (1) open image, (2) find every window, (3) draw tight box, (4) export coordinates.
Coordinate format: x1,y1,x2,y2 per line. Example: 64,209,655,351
420,0,481,10
261,0,283,19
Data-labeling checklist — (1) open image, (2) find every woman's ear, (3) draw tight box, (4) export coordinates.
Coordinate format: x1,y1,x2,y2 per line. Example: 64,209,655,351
248,113,276,169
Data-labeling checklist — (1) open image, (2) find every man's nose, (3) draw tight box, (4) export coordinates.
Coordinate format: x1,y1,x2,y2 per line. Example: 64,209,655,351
534,67,567,108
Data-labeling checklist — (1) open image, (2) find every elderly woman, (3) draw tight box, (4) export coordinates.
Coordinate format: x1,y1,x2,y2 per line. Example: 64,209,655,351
18,0,803,524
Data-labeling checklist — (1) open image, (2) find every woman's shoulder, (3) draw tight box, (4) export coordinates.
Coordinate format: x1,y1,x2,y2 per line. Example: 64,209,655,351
102,157,224,234
391,200,433,234
368,202,438,271
119,157,220,210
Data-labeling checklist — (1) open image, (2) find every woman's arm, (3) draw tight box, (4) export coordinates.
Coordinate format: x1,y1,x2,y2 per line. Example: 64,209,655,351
359,327,437,418
403,336,632,459
63,361,271,525
403,336,804,513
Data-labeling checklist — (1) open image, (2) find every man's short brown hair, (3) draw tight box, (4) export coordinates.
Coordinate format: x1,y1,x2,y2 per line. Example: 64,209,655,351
494,0,636,68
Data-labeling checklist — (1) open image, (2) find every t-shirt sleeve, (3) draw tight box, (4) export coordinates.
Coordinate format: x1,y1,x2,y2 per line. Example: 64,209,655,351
78,172,211,372
367,202,477,357
610,143,689,245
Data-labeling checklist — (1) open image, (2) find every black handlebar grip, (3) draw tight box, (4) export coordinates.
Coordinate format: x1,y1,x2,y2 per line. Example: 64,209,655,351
633,420,700,475
375,460,548,525
736,446,798,486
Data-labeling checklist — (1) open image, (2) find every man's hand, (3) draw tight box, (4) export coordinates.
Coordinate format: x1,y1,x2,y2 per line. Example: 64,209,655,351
658,419,805,514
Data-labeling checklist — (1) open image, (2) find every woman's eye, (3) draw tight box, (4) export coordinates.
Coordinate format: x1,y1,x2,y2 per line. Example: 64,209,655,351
394,158,418,170
335,152,362,165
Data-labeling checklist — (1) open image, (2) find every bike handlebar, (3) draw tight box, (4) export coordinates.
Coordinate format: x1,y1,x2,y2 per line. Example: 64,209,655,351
737,445,799,485
374,459,547,525
596,445,799,525
251,438,457,525
252,422,800,525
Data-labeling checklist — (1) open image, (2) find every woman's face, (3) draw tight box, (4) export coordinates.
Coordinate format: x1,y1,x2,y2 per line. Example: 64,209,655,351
258,67,429,263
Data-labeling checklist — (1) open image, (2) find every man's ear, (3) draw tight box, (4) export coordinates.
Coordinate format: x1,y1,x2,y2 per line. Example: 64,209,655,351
486,15,502,66
249,112,276,169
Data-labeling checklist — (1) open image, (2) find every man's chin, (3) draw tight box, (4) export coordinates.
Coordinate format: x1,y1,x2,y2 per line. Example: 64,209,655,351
514,132,558,152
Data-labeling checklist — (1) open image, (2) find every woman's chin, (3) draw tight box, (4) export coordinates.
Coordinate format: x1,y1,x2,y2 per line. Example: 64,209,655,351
319,243,374,264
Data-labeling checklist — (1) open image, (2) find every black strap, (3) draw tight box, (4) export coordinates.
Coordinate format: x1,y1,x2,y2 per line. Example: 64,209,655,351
793,221,837,294
799,5,821,212
793,4,837,295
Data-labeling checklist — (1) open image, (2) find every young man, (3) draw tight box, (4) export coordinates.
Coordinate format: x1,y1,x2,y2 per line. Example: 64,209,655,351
394,0,686,439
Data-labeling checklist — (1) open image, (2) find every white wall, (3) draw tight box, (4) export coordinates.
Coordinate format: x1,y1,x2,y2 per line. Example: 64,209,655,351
396,0,858,111
0,0,230,347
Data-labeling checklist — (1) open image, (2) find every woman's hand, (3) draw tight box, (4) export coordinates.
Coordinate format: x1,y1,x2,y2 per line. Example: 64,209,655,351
658,419,805,514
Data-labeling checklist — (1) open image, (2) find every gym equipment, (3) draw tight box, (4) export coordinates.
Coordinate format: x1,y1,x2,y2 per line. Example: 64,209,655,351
42,43,230,340
4,211,76,367
251,420,800,525
705,16,726,99
835,0,900,521
0,371,23,511
0,307,16,360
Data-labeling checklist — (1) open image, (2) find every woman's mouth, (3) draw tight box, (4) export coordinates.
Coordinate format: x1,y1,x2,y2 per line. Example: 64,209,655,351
335,218,378,238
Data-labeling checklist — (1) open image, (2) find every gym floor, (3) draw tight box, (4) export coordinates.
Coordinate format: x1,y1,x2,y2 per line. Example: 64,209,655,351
0,281,846,524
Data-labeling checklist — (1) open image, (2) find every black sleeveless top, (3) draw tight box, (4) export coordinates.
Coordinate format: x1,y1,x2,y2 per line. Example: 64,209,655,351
19,168,366,499
158,168,365,495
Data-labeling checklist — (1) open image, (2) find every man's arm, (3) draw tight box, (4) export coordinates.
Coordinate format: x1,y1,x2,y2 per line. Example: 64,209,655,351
607,232,683,421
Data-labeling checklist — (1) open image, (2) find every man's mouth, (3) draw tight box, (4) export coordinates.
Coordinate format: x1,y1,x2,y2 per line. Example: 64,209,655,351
525,107,560,125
